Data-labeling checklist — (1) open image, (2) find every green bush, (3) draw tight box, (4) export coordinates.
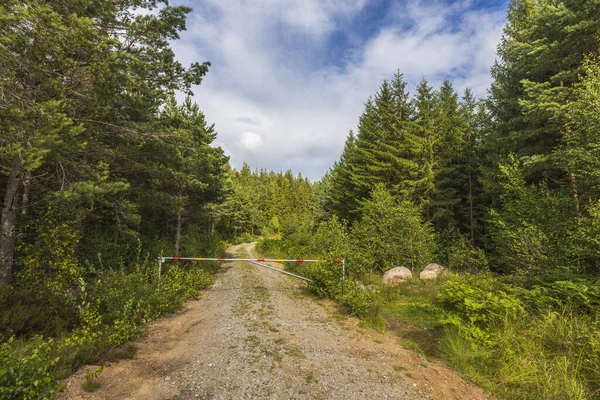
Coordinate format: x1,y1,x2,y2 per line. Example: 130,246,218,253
313,216,348,260
255,238,285,257
231,232,253,245
0,260,215,399
342,281,385,329
436,274,600,399
298,262,344,299
438,274,525,346
0,286,79,341
487,156,580,277
510,279,600,315
437,230,488,272
0,337,59,400
349,185,435,274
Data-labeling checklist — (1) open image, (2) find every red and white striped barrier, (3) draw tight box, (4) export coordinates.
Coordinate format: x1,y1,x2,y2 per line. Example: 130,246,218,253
160,257,344,263
157,256,346,286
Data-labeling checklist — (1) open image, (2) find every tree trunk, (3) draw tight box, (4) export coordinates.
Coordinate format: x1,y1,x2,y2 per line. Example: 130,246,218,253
21,169,31,216
468,169,474,245
174,209,182,257
1,156,23,285
570,172,580,216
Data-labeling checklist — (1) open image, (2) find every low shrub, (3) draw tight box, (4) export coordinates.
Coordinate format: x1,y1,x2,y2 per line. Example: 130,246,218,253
297,262,344,299
342,280,385,330
231,232,253,245
0,261,215,399
436,274,600,399
438,274,525,347
255,238,287,258
510,279,600,315
0,337,59,400
0,286,80,341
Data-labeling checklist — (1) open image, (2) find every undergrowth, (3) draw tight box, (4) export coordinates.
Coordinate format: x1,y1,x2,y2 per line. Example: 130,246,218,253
0,260,216,399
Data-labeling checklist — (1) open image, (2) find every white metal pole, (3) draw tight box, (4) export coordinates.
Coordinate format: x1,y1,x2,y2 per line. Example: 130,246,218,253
158,257,163,286
249,260,313,282
342,260,346,296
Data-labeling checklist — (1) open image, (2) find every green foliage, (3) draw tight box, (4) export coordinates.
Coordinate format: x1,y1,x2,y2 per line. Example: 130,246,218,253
217,165,315,240
435,274,600,399
255,238,287,259
0,0,222,285
231,232,254,245
0,286,79,341
440,304,600,400
510,279,600,315
341,281,385,330
298,262,345,299
349,185,435,274
438,274,525,347
0,259,214,399
0,337,59,400
18,215,83,300
437,230,488,272
488,156,580,277
486,0,600,190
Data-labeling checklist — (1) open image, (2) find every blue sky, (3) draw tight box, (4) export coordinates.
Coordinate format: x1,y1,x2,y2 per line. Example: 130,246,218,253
170,0,509,180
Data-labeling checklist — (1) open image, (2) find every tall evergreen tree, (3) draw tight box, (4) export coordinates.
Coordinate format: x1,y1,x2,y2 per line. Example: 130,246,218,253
460,89,487,244
409,77,437,217
485,0,600,197
430,80,468,231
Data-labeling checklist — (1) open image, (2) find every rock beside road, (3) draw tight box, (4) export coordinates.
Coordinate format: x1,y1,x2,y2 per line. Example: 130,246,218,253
382,266,413,285
420,263,445,280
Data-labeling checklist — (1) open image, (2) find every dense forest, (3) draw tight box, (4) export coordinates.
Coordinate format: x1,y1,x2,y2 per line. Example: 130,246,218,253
1,0,600,399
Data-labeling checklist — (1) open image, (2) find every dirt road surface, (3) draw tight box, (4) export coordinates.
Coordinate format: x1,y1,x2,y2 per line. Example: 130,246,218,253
60,243,489,400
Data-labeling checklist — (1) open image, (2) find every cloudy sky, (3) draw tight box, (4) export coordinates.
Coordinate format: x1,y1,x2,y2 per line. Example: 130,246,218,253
170,0,508,180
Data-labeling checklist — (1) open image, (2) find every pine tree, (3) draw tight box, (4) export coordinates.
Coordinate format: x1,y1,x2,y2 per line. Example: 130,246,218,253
0,0,214,283
485,0,600,193
408,77,437,217
430,80,468,231
460,89,487,244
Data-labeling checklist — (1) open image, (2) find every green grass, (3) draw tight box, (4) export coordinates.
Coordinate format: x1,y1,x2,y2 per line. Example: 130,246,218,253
81,379,101,392
381,275,600,400
346,273,600,400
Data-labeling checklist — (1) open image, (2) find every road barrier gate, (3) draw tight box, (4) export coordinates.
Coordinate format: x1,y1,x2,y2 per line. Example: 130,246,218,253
158,257,346,291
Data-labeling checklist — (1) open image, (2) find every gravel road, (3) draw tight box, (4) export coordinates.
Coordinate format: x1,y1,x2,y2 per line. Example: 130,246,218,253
60,243,489,400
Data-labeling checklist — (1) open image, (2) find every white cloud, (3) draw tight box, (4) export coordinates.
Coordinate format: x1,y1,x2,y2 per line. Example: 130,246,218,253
239,132,264,151
173,0,506,180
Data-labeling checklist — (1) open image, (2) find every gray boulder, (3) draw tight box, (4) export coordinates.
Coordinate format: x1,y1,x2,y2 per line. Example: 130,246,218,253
382,266,413,286
420,263,445,280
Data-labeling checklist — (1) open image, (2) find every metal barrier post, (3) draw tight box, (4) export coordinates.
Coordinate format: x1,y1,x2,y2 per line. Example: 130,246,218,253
342,260,346,296
158,257,163,285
